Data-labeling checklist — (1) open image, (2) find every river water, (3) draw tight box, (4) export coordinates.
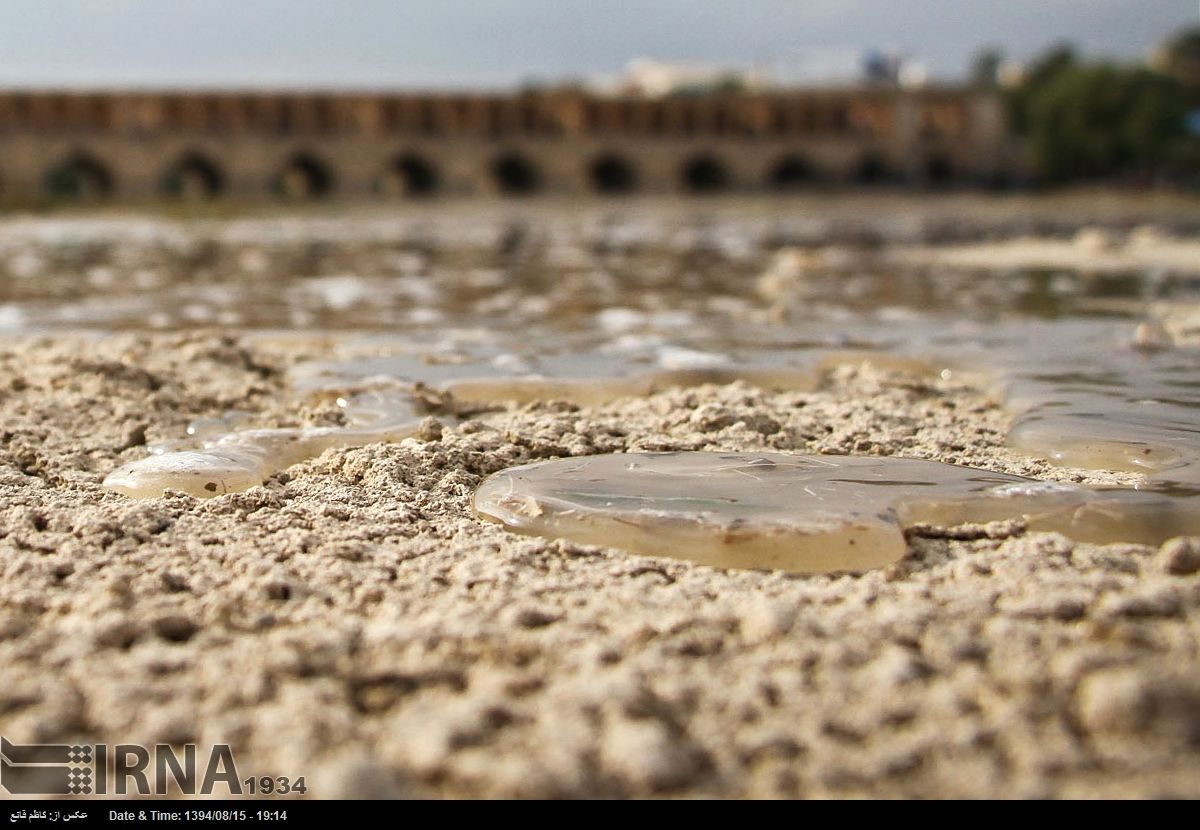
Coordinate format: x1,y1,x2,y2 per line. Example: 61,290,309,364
4,200,1199,571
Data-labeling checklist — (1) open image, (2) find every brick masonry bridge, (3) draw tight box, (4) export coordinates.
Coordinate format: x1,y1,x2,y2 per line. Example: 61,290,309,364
0,88,1013,202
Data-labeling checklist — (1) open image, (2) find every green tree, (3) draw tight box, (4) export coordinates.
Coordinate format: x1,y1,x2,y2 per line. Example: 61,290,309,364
1010,38,1199,183
1027,64,1187,181
1156,26,1200,97
1007,44,1075,134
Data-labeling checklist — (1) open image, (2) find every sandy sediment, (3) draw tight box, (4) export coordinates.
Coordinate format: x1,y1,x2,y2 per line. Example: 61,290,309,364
1,332,1198,798
888,227,1200,274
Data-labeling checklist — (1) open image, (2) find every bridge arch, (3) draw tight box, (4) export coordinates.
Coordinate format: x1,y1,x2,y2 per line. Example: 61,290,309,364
766,154,815,191
490,152,540,195
379,153,439,197
160,152,224,200
43,152,114,200
680,153,729,194
272,152,334,199
853,153,893,186
923,154,955,188
587,153,637,194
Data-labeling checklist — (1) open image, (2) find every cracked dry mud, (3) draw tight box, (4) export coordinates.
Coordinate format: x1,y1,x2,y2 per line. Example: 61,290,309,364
1,332,1198,798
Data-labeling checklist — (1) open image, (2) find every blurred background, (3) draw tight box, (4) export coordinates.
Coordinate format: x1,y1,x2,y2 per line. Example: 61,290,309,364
4,6,1200,808
2,1,1200,338
0,0,1197,204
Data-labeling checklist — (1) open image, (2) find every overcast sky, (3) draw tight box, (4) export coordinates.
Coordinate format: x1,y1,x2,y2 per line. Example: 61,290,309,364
0,0,1195,89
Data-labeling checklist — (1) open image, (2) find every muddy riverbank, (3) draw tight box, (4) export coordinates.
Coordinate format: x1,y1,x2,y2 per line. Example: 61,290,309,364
1,331,1197,797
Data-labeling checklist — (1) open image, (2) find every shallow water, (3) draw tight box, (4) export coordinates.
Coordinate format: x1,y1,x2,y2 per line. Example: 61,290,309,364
474,452,1200,573
160,313,1198,494
3,207,1197,571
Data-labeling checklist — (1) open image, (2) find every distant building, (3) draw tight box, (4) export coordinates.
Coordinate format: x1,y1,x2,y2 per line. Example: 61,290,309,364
1151,28,1200,92
857,50,927,89
615,59,765,97
862,50,903,85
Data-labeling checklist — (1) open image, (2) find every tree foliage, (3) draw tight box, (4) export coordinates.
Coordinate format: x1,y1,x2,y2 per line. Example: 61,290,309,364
1157,26,1200,96
1009,40,1197,183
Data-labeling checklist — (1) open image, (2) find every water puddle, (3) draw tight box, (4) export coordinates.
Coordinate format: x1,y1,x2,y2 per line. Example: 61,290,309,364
101,318,1200,571
9,209,1193,572
104,386,427,498
100,331,942,500
473,452,1199,573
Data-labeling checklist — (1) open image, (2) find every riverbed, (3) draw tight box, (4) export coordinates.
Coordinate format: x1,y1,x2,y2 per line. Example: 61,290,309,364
1,194,1198,797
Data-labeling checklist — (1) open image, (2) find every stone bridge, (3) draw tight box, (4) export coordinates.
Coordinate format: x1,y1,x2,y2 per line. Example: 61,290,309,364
0,88,1012,202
